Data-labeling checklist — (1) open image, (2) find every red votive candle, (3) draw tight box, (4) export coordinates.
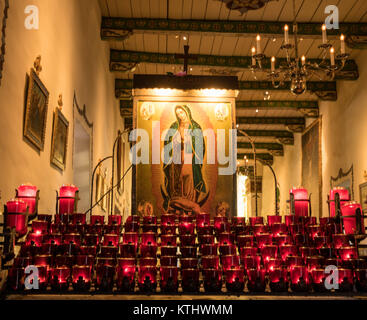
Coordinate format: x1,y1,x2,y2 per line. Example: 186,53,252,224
179,222,195,235
221,255,240,271
180,234,196,246
59,185,78,214
240,246,258,257
84,234,100,247
247,268,266,285
256,233,272,249
270,223,287,236
214,216,228,229
6,199,28,236
203,269,221,284
290,265,309,284
140,244,157,258
252,224,266,235
117,257,136,270
140,257,157,267
108,215,122,225
285,256,303,271
332,234,350,249
196,213,210,228
179,215,194,224
299,247,318,260
273,234,292,246
196,225,213,235
72,265,92,284
338,268,353,285
96,265,115,286
142,215,157,225
119,243,136,258
290,188,309,217
219,232,235,246
279,244,298,261
180,258,198,269
180,246,197,258
51,266,71,285
289,223,304,236
141,232,156,246
32,220,48,235
72,213,86,225
103,234,120,247
89,215,104,225
161,214,176,226
26,232,43,247
267,215,282,226
123,232,139,248
237,235,254,247
320,217,334,226
100,246,118,258
160,266,178,288
249,216,264,226
161,246,177,256
269,268,287,283
232,217,246,226
285,215,297,226
126,215,140,223
161,234,177,246
14,256,33,268
219,244,237,256
124,221,139,232
54,255,74,267
307,225,322,240
311,268,325,284
261,245,278,261
341,201,365,235
199,234,215,245
216,222,231,234
201,244,217,256
160,256,177,267
33,254,52,267
265,258,283,272
339,246,357,260
16,184,38,215
306,256,325,271
117,265,135,285
96,257,116,267
201,255,219,269
75,255,95,266
314,235,330,249
242,255,262,270
79,246,97,256
138,266,157,284
181,268,199,288
225,268,244,284
63,233,81,246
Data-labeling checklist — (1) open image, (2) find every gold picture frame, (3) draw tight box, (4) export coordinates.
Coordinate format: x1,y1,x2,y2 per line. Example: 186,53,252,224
24,68,49,151
50,107,69,170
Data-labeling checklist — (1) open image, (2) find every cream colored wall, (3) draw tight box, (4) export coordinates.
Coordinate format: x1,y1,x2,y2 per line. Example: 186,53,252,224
0,0,131,220
261,134,302,218
320,51,367,217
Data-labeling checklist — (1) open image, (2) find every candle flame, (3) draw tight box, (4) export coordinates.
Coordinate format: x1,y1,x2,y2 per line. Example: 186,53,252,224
330,47,335,53
340,34,345,41
251,47,256,53
322,24,326,31
256,34,261,41
284,24,289,31
271,56,275,62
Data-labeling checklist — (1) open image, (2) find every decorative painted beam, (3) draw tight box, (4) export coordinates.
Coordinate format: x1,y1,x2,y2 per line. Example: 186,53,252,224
110,50,358,81
238,129,294,145
115,79,337,101
237,153,274,165
101,18,367,49
237,116,305,133
237,100,319,117
237,142,284,156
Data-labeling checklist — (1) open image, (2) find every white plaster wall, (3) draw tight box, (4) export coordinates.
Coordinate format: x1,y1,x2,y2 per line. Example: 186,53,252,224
0,0,131,219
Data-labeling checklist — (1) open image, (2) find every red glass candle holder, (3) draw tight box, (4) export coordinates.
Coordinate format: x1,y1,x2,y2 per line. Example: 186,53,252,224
221,255,240,271
249,216,263,226
108,215,122,226
180,258,198,269
16,184,38,216
179,215,194,224
256,233,272,249
84,223,102,235
75,255,95,266
59,185,78,214
338,268,353,285
161,246,177,256
299,247,318,260
90,215,104,225
270,223,287,236
252,224,266,235
268,268,287,284
196,225,213,236
141,224,157,233
341,202,365,235
51,266,71,287
142,215,157,225
140,244,157,258
201,255,219,269
140,257,157,267
160,266,178,291
285,256,303,271
14,256,33,268
180,246,197,258
179,234,196,246
215,222,231,234
290,265,309,284
100,246,118,258
237,235,254,247
267,215,282,226
63,233,81,246
124,221,139,232
293,233,307,246
72,213,86,225
314,236,330,249
339,246,357,260
179,222,195,235
201,244,217,256
138,266,157,285
196,213,210,228
332,234,350,249
290,188,309,217
181,268,200,292
279,245,298,261
96,257,116,267
117,257,136,270
240,246,257,257
79,246,97,256
54,255,74,267
72,265,92,284
7,267,25,291
160,256,177,267
32,220,49,235
33,254,52,267
123,232,139,249
232,217,246,226
126,215,140,223
306,256,325,272
219,232,235,245
219,244,237,256
247,268,266,286
65,224,78,234
161,214,176,226
265,257,283,272
39,243,58,255
225,268,244,284
141,232,156,246
103,234,120,247
320,217,334,226
318,246,335,259
214,216,228,229
242,255,262,270
6,199,28,236
199,234,215,245
273,234,292,246
117,265,135,290
161,224,176,235
96,264,115,288
84,234,100,247
26,232,43,247
161,234,177,247
285,215,297,226
311,268,325,285
37,214,52,223
307,225,322,240
260,245,278,261
289,224,304,236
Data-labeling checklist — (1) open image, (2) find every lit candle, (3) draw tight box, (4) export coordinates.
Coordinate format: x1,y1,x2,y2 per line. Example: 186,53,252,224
301,55,306,66
271,56,276,72
322,24,327,44
340,34,345,54
256,35,261,54
284,24,289,44
251,47,256,66
330,47,335,66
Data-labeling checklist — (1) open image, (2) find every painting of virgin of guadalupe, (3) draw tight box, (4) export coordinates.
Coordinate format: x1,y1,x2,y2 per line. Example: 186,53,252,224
161,105,209,213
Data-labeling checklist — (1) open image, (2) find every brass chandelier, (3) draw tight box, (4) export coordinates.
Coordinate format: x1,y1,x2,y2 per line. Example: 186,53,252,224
250,0,350,96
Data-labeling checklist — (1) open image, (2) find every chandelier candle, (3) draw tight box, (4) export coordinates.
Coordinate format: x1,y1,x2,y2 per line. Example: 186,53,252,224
330,47,335,66
251,47,256,66
340,34,345,54
284,25,289,44
322,24,327,44
256,35,261,54
271,57,275,72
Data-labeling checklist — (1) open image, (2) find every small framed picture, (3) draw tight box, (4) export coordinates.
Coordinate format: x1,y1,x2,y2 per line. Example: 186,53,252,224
50,107,69,170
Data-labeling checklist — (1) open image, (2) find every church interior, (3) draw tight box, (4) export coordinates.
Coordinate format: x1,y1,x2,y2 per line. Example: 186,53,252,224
1,0,367,300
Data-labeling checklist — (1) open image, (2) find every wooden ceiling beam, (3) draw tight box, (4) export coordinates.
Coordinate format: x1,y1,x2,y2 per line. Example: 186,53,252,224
237,152,274,165
101,18,367,49
237,142,284,157
238,129,294,145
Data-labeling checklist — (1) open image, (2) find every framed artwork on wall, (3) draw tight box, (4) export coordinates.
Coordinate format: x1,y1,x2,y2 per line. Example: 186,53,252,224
359,182,367,212
50,96,69,170
330,165,354,200
24,68,49,151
